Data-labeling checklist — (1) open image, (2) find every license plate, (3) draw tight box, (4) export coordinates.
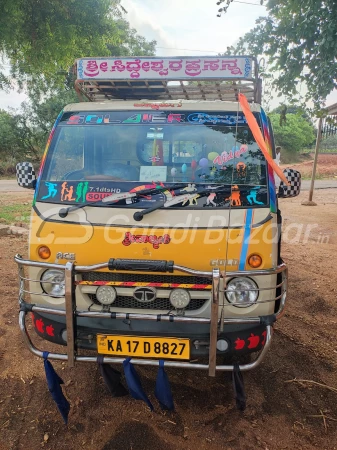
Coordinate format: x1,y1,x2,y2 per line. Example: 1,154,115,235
96,335,190,360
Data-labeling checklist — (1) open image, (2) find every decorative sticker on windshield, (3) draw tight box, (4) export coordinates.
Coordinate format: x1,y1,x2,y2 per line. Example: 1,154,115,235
246,187,265,205
226,185,242,207
187,113,247,125
41,182,58,200
60,182,76,202
38,181,268,208
213,145,248,165
39,181,122,203
63,112,248,126
236,162,247,179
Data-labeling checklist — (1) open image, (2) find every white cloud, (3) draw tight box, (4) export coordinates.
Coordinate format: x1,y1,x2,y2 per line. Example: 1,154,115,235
0,86,28,112
122,0,178,56
0,62,28,111
121,0,266,56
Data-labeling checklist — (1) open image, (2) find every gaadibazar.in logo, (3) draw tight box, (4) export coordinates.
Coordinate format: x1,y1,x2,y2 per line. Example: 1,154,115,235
122,232,171,249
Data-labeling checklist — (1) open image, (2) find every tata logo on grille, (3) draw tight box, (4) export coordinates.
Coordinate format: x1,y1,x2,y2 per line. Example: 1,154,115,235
133,287,157,303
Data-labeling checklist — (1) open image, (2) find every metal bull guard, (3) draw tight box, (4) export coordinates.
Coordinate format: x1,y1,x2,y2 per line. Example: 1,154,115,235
15,255,287,376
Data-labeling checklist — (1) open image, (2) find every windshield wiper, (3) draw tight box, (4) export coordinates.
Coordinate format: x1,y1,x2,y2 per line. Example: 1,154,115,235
133,185,231,221
133,193,200,221
58,183,187,218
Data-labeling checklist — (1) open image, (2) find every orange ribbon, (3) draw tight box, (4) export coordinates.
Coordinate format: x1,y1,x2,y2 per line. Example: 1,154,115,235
238,93,289,185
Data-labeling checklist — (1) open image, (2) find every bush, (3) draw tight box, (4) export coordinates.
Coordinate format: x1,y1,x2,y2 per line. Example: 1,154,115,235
0,157,16,176
0,156,40,177
270,113,316,153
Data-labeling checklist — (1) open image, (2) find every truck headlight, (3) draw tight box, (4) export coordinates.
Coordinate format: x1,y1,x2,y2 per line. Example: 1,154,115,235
41,270,65,297
225,277,258,308
169,289,190,309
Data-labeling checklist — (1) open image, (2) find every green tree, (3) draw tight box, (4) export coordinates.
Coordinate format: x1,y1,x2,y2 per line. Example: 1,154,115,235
20,88,79,154
0,0,157,170
0,109,40,162
217,1,337,108
269,113,315,152
108,18,156,56
320,134,337,151
0,0,156,93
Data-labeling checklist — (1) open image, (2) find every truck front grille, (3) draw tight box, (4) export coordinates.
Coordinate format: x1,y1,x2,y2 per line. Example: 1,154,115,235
81,272,211,285
88,294,208,311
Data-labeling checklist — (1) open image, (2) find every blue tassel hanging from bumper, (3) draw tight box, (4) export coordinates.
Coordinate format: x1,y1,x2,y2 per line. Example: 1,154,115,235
97,356,128,397
42,351,70,424
155,360,174,411
232,362,246,411
123,357,153,411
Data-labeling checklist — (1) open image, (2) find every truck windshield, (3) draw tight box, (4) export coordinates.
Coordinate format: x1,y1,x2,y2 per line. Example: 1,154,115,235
38,110,268,207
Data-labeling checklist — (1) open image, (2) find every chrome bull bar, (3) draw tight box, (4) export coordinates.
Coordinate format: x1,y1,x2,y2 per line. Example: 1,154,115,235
15,254,287,376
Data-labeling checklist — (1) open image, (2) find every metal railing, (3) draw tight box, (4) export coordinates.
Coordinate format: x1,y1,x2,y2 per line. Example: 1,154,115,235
15,254,287,376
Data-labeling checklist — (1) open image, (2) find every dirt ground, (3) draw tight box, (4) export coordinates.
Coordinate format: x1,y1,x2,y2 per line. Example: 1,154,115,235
1,189,337,450
281,153,337,179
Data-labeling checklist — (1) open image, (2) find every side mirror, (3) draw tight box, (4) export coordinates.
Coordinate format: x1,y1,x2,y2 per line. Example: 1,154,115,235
16,162,37,189
279,168,301,198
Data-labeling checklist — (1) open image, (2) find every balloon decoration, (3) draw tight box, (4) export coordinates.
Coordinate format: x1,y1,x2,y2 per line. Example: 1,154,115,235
181,163,187,181
209,166,216,178
208,152,219,161
199,158,208,168
171,167,177,182
191,160,197,181
198,158,209,180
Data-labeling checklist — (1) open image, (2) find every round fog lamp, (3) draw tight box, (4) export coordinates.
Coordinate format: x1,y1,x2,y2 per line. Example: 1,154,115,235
169,289,190,309
41,269,65,297
225,277,258,308
216,339,229,352
96,286,117,305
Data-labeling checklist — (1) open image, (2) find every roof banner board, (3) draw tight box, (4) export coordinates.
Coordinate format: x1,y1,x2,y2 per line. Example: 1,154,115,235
76,56,253,81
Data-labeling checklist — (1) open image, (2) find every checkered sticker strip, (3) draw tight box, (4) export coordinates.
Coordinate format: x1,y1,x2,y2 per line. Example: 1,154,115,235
16,162,36,188
279,168,301,197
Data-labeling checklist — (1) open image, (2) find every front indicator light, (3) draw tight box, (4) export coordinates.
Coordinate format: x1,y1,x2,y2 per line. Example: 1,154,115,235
96,286,117,305
38,246,51,259
41,269,65,297
169,289,190,309
248,254,262,268
225,277,258,308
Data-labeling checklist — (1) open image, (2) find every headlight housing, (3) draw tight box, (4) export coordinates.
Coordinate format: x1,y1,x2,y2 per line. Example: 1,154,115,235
225,277,258,308
41,269,65,297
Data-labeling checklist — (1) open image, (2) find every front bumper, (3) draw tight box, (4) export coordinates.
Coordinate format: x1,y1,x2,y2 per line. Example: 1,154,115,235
30,311,269,357
15,255,287,375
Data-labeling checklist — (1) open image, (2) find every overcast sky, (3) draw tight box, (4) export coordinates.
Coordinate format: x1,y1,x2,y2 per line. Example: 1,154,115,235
1,0,336,110
122,0,266,56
